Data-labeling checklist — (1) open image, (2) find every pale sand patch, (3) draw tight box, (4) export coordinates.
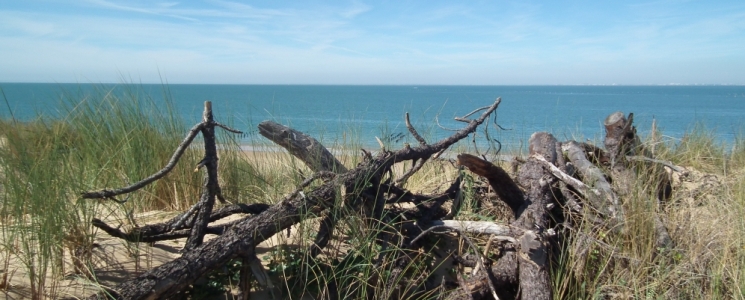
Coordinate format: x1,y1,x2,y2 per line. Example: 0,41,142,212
0,209,263,299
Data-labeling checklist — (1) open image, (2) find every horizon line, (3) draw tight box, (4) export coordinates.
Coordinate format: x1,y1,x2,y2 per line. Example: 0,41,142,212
2,81,744,87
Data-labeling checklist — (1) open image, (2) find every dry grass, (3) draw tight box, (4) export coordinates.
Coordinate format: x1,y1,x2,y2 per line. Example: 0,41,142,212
0,88,743,299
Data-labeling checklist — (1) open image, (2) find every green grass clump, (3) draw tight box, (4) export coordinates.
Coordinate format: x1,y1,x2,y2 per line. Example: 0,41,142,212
0,85,208,298
553,125,745,300
2,86,744,299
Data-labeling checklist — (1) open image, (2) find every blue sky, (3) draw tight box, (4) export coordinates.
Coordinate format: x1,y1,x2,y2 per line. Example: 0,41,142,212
1,0,744,84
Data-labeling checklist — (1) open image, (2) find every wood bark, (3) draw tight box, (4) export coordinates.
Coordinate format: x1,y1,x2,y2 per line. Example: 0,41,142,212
602,112,673,251
258,120,348,173
563,140,624,230
511,132,557,300
604,111,640,169
455,132,559,300
186,101,221,250
456,154,524,216
83,99,684,300
88,98,503,299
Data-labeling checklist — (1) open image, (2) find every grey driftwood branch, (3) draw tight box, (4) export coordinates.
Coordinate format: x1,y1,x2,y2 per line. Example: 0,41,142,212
257,120,348,173
84,101,246,253
405,112,428,145
80,122,204,199
87,97,502,300
81,106,243,200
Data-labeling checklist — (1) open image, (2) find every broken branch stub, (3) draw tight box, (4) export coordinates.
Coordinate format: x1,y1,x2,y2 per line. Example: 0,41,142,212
258,120,348,173
457,153,524,216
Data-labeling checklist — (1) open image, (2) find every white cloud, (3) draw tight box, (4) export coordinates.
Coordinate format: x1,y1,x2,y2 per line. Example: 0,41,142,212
1,1,744,84
339,1,371,19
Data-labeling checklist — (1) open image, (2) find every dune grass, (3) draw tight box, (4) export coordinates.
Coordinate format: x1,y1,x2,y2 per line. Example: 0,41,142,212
0,86,744,299
0,85,266,298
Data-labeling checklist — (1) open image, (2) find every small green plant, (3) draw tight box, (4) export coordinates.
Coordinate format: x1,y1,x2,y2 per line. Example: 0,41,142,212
186,258,246,299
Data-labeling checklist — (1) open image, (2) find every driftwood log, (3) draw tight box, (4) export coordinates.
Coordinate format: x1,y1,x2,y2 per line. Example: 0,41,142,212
84,99,677,300
86,99,503,299
258,120,348,173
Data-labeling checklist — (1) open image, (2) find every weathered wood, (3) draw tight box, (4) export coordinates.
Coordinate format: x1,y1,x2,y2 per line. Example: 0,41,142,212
511,132,559,300
88,98,503,299
533,154,588,198
457,153,524,216
89,203,269,243
604,111,643,169
447,251,519,300
186,101,221,250
603,112,673,251
450,132,558,300
426,220,523,237
258,120,348,173
563,140,624,228
257,121,348,259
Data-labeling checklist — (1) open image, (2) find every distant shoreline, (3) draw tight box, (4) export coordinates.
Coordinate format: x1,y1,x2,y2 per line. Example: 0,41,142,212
232,143,517,162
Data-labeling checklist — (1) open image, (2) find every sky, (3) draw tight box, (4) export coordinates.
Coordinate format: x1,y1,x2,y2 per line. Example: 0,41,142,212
1,0,745,85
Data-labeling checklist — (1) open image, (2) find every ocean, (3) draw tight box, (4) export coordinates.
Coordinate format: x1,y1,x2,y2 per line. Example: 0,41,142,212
1,83,744,151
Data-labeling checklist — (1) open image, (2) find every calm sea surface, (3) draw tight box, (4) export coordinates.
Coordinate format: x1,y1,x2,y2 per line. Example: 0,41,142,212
2,83,744,150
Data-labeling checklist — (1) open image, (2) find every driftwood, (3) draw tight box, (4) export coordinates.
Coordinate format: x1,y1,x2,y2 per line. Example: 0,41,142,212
86,98,503,299
602,112,674,251
258,120,347,173
563,140,624,229
442,113,677,299
452,132,559,299
83,98,682,300
82,102,244,251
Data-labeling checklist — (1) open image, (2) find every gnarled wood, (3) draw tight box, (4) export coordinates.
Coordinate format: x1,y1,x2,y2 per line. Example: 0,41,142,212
452,132,559,300
88,98,503,299
258,120,348,173
457,153,524,216
511,132,559,300
563,140,624,229
603,112,673,251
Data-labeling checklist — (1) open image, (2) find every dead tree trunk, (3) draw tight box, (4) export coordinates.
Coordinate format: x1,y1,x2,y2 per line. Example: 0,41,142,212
83,98,684,300
454,132,560,300
512,132,559,300
603,111,674,251
87,98,503,299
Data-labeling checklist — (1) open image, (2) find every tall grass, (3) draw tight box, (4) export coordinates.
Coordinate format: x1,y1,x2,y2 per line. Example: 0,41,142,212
0,84,209,298
2,86,744,299
553,125,745,299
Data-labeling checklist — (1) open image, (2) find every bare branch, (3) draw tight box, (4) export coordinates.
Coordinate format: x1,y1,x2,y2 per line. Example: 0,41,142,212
455,105,492,123
212,121,243,134
626,155,687,174
394,156,429,184
435,114,459,131
405,112,427,145
531,154,588,198
82,122,204,199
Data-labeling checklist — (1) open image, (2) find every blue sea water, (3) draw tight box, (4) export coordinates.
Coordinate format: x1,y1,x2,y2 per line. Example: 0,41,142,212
1,83,744,150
